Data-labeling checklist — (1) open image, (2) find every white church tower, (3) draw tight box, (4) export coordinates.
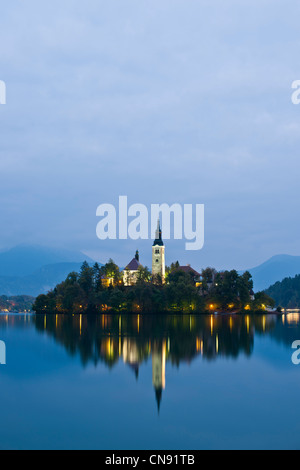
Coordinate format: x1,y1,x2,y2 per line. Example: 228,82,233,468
152,219,165,283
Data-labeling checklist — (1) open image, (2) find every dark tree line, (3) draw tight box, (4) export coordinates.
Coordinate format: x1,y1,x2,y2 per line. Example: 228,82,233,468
32,260,275,314
265,274,300,308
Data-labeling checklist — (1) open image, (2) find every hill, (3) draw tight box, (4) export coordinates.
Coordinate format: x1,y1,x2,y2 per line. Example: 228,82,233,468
265,275,300,308
0,262,92,297
0,244,95,277
243,255,300,292
0,295,35,312
0,245,99,296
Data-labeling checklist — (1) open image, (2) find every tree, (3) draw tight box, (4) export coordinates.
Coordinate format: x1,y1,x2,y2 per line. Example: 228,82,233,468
165,261,180,281
201,267,217,292
253,292,275,310
79,261,94,296
238,271,253,308
104,259,121,285
166,270,198,312
136,266,151,284
107,288,126,311
93,263,104,292
212,270,239,309
32,292,56,314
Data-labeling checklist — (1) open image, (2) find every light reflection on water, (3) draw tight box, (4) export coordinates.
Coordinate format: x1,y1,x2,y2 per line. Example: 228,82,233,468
0,312,299,450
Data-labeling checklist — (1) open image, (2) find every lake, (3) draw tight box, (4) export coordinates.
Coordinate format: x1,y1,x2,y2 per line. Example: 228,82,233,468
0,312,299,450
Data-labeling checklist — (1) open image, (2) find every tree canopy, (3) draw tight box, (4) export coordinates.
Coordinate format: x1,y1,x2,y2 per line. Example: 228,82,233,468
32,261,275,314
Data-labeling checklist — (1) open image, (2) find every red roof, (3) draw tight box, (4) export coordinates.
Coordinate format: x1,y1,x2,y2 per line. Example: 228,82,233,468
175,266,200,277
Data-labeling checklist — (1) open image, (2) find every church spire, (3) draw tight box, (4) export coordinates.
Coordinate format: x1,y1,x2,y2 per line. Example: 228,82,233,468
153,218,163,246
155,218,160,240
152,217,165,282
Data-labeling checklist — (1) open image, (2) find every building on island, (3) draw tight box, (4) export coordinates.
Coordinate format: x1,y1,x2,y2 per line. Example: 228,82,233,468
152,219,166,283
172,265,201,287
123,250,142,286
121,219,202,287
122,219,167,285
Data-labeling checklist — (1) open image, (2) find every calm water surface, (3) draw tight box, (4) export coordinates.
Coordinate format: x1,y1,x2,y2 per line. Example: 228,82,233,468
0,312,299,450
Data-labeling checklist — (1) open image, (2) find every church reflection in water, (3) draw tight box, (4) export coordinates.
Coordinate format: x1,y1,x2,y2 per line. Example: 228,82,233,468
1,312,299,411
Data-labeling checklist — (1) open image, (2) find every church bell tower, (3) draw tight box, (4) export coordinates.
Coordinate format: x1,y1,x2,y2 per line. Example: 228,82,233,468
152,219,165,282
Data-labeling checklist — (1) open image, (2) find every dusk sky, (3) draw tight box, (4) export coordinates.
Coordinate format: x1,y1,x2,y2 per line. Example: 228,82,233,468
1,0,300,271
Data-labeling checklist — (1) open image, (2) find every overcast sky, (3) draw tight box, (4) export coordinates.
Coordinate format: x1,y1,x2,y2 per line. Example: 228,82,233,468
0,0,300,271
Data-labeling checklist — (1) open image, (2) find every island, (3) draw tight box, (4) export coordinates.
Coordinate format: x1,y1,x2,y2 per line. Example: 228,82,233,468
32,259,275,315
32,221,275,315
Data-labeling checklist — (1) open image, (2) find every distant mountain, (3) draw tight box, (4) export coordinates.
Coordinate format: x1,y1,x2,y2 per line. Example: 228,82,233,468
0,244,95,277
0,262,90,297
243,255,300,292
0,245,100,296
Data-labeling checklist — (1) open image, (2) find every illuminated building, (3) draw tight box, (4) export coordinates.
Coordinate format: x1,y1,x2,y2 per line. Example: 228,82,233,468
123,251,142,286
152,219,165,282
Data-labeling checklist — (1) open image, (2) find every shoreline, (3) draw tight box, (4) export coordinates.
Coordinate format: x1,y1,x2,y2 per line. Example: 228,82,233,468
30,309,280,316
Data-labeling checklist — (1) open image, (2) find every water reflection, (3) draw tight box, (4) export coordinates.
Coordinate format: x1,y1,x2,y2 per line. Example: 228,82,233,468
1,312,299,412
283,312,300,325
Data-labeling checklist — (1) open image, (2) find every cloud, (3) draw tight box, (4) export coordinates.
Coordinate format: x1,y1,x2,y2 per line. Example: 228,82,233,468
0,0,299,269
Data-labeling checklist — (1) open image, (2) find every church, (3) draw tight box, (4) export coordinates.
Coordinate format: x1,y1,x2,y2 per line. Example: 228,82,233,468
123,250,142,286
122,218,200,286
123,219,166,285
151,219,166,282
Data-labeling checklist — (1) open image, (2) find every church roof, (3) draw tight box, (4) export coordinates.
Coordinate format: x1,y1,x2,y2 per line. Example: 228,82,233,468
175,266,201,277
153,219,164,246
125,258,141,271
